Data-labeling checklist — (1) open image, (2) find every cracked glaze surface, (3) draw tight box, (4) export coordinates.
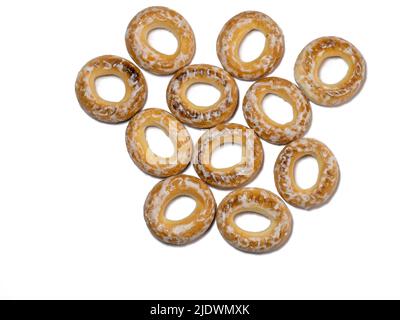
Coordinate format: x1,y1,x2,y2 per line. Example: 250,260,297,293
294,36,366,107
144,174,216,245
126,108,192,178
217,11,284,81
75,55,147,123
243,77,312,145
167,64,239,128
126,6,196,75
193,123,263,189
274,138,340,210
217,188,293,253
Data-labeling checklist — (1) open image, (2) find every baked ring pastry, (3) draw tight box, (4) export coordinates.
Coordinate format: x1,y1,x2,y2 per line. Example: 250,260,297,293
125,6,196,75
216,188,293,253
75,55,147,123
144,174,216,245
243,77,312,145
294,36,366,107
126,108,192,178
216,11,284,81
166,64,239,129
274,138,340,210
193,123,263,189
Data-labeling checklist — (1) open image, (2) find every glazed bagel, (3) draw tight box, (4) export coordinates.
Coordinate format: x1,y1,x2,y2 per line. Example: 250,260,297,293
193,123,263,189
167,64,239,129
75,55,147,123
144,174,216,245
126,108,192,178
243,77,312,145
216,188,293,253
217,11,284,81
274,138,340,210
125,6,196,75
294,36,366,107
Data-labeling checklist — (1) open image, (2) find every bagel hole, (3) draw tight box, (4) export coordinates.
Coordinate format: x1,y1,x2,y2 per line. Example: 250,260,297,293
211,143,242,169
262,94,294,124
235,212,271,232
294,156,320,189
186,83,221,107
145,126,175,158
239,30,266,62
95,75,126,102
165,196,197,221
319,57,349,85
147,28,178,55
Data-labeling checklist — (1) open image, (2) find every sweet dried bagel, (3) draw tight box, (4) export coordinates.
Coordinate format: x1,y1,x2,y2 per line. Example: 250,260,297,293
217,188,293,253
274,138,340,210
294,36,366,107
217,11,284,81
166,64,239,129
126,108,192,178
75,55,147,123
144,175,216,245
193,123,263,189
243,77,312,145
125,6,196,75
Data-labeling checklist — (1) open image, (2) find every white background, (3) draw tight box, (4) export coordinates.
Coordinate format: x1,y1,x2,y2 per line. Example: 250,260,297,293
0,0,399,300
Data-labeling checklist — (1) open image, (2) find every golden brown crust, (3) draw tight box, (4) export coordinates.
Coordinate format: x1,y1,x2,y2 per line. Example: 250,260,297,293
75,55,147,123
217,11,284,81
144,175,216,245
125,108,192,178
217,188,293,253
166,64,239,129
125,6,196,75
243,77,312,145
294,36,366,107
193,123,264,189
274,138,340,210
